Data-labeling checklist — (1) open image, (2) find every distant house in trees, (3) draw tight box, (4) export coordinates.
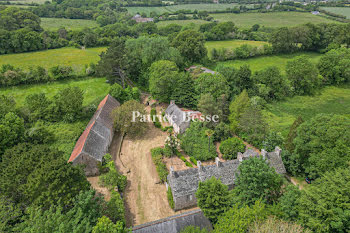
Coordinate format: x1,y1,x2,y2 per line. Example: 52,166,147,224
165,101,202,134
133,209,212,233
167,147,286,210
132,14,154,23
68,95,120,176
185,65,217,75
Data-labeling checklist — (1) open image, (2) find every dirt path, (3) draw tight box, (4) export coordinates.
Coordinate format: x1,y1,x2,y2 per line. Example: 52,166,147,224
114,121,196,226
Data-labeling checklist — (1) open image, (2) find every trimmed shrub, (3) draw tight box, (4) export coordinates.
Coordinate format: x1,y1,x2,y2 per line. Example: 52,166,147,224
219,137,245,160
190,157,198,165
185,161,193,167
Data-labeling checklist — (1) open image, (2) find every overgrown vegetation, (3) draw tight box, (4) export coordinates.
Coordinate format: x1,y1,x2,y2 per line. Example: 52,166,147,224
150,147,169,183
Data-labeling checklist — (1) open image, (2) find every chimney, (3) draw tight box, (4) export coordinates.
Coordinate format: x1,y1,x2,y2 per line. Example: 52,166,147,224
215,157,221,167
261,149,267,160
275,146,282,157
238,152,243,162
170,100,175,105
197,161,202,171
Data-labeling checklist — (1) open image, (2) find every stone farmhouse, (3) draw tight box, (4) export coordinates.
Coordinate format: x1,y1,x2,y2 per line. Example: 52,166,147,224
132,209,212,233
165,101,202,134
68,94,120,176
167,147,286,211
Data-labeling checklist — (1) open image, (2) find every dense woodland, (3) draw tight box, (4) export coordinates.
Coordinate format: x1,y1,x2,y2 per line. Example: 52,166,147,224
0,0,350,232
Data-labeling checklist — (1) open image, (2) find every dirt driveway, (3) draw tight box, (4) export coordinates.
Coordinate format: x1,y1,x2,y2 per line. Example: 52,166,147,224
113,121,195,226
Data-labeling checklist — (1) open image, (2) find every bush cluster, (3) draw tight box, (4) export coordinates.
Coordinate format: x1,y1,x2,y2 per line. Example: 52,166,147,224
150,147,169,183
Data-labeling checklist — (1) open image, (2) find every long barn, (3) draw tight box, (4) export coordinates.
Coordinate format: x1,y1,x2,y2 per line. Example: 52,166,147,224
68,94,120,176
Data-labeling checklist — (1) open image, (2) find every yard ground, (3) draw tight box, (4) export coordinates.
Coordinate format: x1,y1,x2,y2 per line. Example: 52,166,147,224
112,102,197,227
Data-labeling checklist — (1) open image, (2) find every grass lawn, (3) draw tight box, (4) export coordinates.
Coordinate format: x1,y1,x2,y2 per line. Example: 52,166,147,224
206,40,269,56
0,47,106,71
126,3,244,16
265,83,350,136
321,7,350,19
216,52,322,72
0,77,110,159
210,12,341,28
40,17,99,30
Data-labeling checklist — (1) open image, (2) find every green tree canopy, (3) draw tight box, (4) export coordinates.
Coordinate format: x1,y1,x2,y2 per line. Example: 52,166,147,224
149,60,179,103
298,167,350,233
229,90,251,134
286,56,321,95
213,201,267,233
233,157,283,205
294,114,350,179
113,100,148,137
172,30,207,63
194,73,229,101
219,137,245,160
196,176,231,223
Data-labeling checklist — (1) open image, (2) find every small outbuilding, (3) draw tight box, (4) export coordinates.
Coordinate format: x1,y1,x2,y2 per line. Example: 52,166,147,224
68,94,120,176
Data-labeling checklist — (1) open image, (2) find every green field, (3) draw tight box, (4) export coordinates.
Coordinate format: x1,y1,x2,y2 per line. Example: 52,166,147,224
210,12,340,28
0,77,110,159
321,7,350,19
157,19,208,29
206,40,269,55
0,47,106,71
6,0,50,4
265,83,350,136
126,3,248,16
217,52,323,72
40,17,99,30
0,77,109,106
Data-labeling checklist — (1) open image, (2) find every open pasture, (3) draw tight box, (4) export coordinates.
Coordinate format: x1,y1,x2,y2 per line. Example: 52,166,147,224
210,12,340,28
126,3,246,16
0,47,106,71
40,17,99,30
205,40,269,55
321,7,350,19
265,83,350,136
156,19,208,29
216,52,322,72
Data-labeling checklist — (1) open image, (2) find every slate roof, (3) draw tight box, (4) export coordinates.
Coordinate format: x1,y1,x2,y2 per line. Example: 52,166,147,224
68,94,120,163
168,147,286,198
165,102,201,133
132,209,212,233
165,103,187,129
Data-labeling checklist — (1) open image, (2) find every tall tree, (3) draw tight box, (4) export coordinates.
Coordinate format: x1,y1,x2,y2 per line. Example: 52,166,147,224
171,73,197,108
149,60,179,103
96,38,128,86
0,112,24,155
294,114,350,179
286,56,321,95
233,157,283,205
284,116,304,153
229,90,251,134
196,177,231,223
113,100,148,137
298,167,350,233
172,30,207,63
